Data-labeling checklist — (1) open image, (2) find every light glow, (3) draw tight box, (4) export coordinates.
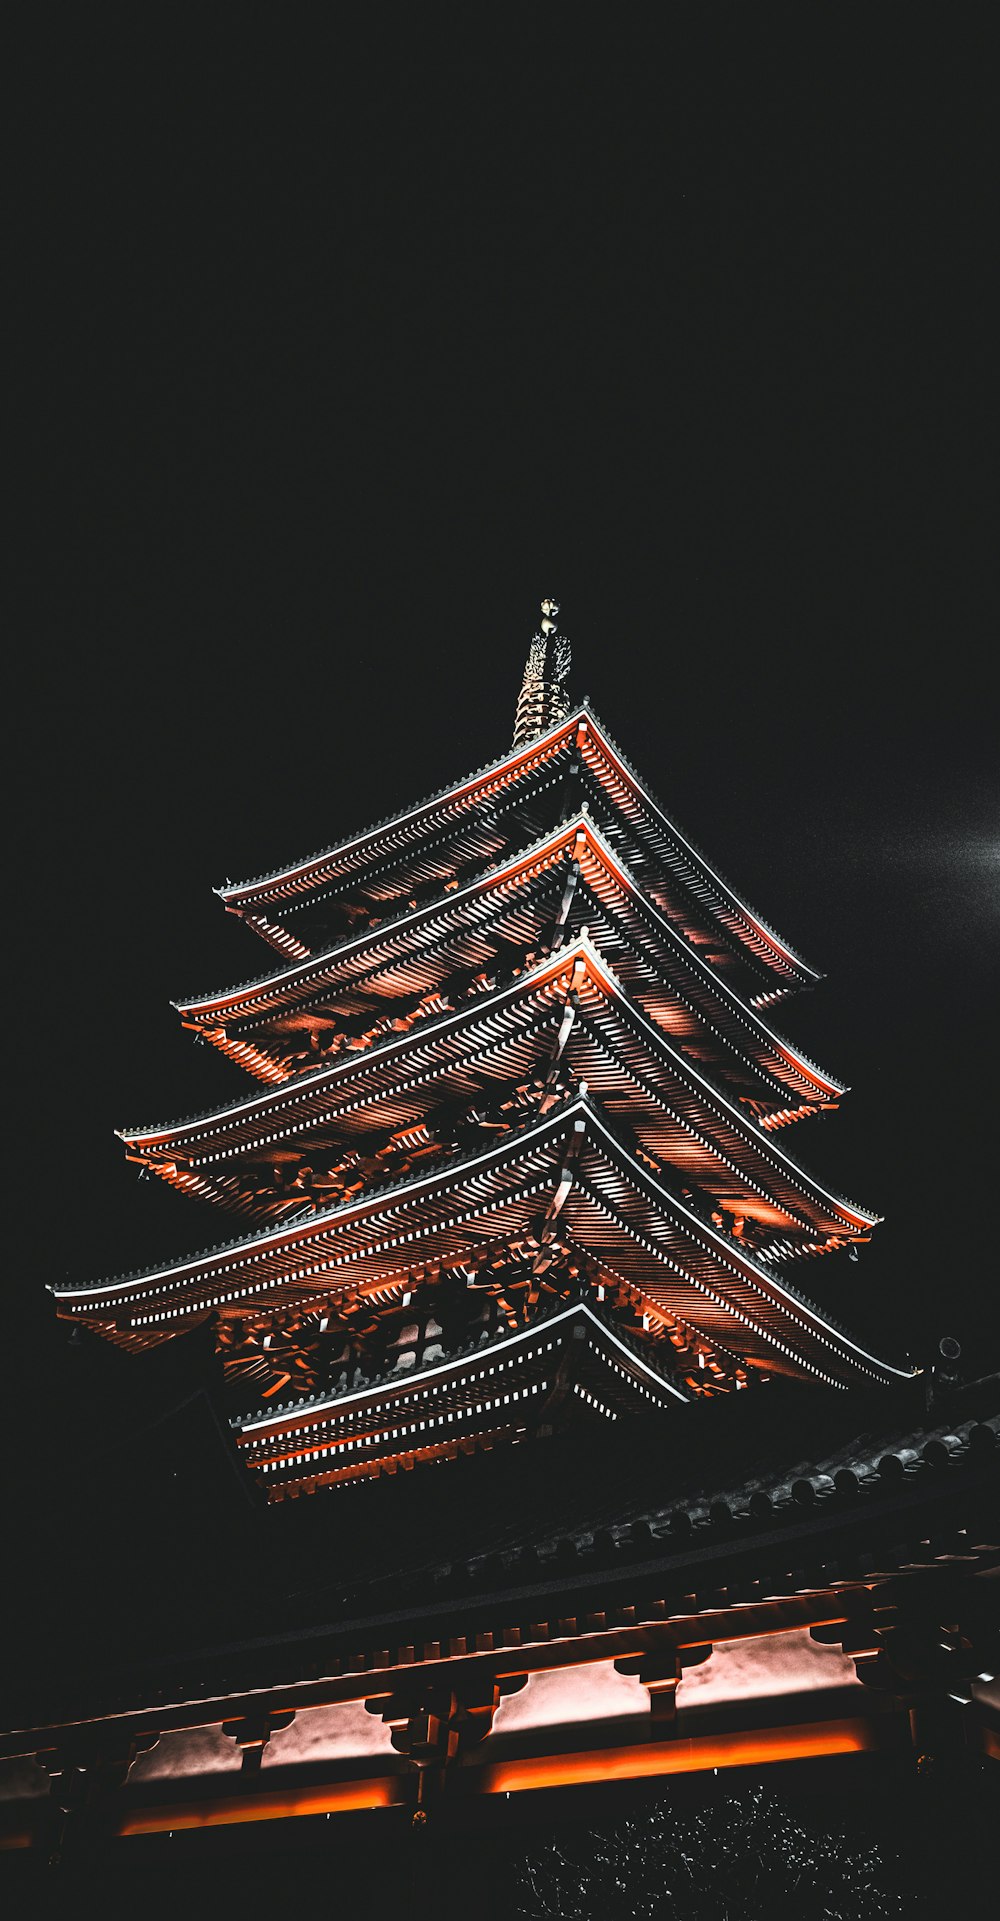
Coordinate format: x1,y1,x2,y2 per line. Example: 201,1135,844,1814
478,1717,876,1795
119,1774,401,1835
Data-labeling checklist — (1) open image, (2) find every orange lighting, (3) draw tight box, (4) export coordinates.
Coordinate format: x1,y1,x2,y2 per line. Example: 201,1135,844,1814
476,1719,875,1796
118,1774,401,1836
34,1721,891,1845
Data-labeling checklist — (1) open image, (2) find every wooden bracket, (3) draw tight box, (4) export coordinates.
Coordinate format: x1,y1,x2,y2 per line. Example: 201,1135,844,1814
221,1709,295,1774
615,1642,713,1727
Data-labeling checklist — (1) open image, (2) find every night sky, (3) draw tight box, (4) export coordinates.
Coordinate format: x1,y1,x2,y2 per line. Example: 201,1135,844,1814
13,18,997,1507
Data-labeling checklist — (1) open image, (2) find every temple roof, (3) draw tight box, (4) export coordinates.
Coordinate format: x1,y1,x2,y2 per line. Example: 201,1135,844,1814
216,706,820,988
276,1386,999,1609
56,1095,910,1389
124,940,876,1246
4,1357,995,1790
232,1297,691,1499
272,1392,1000,1628
235,1295,689,1434
179,816,843,1114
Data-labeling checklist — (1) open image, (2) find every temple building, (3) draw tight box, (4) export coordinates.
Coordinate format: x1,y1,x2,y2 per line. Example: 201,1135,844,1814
51,601,908,1488
3,603,996,1870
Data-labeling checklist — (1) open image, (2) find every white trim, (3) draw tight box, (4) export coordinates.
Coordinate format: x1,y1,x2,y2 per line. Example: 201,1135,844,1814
126,935,872,1227
218,709,584,903
579,719,819,978
56,1104,585,1299
58,1095,911,1381
218,704,814,982
177,817,582,1014
177,815,843,1103
578,1104,913,1381
237,1297,688,1435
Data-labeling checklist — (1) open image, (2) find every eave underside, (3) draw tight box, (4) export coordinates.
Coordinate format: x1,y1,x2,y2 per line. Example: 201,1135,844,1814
234,1300,690,1499
125,944,874,1252
179,821,842,1116
217,708,818,989
59,1100,906,1390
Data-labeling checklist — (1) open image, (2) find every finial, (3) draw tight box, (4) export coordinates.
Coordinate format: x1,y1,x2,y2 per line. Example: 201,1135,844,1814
513,596,572,747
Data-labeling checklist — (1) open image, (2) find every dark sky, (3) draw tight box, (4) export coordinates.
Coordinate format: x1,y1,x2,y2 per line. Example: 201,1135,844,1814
13,17,997,1491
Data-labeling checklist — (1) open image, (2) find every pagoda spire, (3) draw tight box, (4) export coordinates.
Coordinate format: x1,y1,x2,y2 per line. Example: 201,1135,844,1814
513,597,572,745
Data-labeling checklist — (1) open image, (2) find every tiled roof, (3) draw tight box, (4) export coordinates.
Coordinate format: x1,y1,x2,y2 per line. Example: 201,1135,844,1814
278,1382,1000,1627
119,942,875,1238
216,704,818,984
176,815,842,1110
56,1093,906,1387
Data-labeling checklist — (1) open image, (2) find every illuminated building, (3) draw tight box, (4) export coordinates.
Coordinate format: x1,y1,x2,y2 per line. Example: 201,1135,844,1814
52,599,911,1483
2,603,996,1864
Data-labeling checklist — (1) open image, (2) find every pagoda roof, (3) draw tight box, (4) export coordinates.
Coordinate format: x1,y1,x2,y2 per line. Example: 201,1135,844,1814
57,1094,909,1390
125,940,876,1247
232,1296,690,1498
216,705,819,988
179,815,843,1115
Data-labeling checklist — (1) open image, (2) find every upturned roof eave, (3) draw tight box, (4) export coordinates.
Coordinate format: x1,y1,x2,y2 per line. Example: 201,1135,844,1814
215,705,590,905
179,812,585,1013
232,1295,690,1435
121,938,877,1232
575,709,821,984
176,814,845,1103
61,1095,596,1299
215,701,819,986
58,1094,911,1386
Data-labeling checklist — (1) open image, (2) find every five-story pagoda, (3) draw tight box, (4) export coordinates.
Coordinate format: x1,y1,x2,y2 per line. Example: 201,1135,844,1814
53,601,912,1500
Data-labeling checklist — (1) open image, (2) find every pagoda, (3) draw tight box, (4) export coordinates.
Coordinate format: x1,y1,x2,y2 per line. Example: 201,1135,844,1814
53,600,914,1502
